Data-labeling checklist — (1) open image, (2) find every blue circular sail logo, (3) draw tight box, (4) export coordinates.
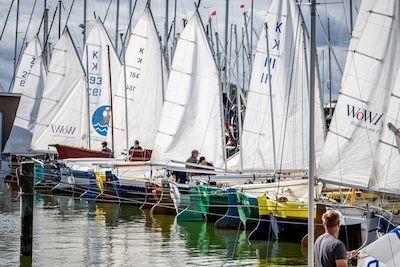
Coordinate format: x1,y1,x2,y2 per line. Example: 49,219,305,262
92,105,111,137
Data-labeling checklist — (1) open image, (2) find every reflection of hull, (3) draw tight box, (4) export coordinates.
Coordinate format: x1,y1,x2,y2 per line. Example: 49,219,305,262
50,144,112,159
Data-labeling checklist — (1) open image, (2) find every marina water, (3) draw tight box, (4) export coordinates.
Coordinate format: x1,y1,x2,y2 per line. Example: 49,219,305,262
0,178,307,266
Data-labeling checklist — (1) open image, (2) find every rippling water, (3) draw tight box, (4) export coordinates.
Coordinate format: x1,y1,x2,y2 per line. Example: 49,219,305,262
0,179,307,266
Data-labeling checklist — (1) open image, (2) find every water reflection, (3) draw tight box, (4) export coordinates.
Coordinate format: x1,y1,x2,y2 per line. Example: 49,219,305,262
0,180,308,266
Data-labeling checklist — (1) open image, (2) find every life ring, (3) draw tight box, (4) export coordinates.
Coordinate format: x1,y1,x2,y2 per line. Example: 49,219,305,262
393,209,400,216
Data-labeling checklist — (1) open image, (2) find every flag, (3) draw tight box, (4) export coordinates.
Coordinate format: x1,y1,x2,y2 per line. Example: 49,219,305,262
210,10,217,16
240,4,245,9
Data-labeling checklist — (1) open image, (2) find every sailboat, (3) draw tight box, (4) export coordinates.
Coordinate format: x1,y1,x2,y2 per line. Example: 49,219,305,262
31,28,88,153
318,0,400,216
150,12,225,168
52,18,122,159
211,0,326,238
3,36,46,154
114,7,167,159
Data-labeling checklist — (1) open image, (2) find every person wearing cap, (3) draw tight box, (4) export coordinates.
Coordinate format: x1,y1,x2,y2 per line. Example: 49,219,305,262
315,210,359,267
101,141,112,153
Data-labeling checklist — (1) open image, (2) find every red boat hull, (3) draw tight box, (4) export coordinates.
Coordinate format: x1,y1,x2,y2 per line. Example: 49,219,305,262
50,144,112,159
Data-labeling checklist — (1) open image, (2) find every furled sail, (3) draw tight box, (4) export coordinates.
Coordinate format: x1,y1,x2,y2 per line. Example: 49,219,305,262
151,13,224,167
3,36,46,153
31,29,88,151
240,0,325,171
318,1,400,192
83,18,122,154
113,8,167,152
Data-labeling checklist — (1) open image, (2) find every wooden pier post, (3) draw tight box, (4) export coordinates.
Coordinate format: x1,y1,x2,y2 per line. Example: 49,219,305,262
18,161,34,263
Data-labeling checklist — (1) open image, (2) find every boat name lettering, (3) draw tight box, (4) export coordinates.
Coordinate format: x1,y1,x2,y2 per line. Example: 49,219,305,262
139,48,144,54
51,124,77,135
264,57,277,69
260,73,272,84
346,104,382,125
130,72,139,79
366,260,379,267
91,62,98,71
89,75,102,85
272,39,280,50
275,22,283,33
92,50,99,59
137,57,143,64
126,84,136,92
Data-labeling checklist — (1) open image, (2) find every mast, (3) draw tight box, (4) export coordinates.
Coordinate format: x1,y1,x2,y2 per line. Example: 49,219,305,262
58,0,62,39
349,0,353,35
264,23,277,175
43,1,48,66
164,0,169,67
107,45,115,152
121,33,129,158
241,27,245,92
216,31,227,170
224,0,229,93
85,44,91,149
14,0,20,77
83,0,86,48
115,0,120,53
234,25,243,171
327,17,333,117
128,0,132,36
307,0,316,266
249,0,254,73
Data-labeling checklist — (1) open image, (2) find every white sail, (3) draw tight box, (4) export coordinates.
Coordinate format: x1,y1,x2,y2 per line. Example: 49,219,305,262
113,8,166,152
83,18,122,153
3,36,46,153
31,29,88,151
240,0,325,171
357,227,400,267
11,36,44,95
151,13,224,167
370,62,400,193
318,1,400,189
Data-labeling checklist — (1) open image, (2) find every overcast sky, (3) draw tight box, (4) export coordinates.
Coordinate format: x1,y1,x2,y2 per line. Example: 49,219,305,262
0,0,361,102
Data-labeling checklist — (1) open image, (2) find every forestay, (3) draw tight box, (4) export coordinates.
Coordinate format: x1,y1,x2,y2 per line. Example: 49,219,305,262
240,0,325,171
83,18,121,154
114,8,166,152
31,29,88,151
4,36,46,153
151,13,224,167
318,1,400,192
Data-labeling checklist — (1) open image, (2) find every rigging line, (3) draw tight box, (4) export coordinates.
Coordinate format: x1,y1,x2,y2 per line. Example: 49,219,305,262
120,0,138,59
103,0,113,24
9,0,38,92
42,3,59,59
0,0,15,42
315,9,344,76
63,0,75,32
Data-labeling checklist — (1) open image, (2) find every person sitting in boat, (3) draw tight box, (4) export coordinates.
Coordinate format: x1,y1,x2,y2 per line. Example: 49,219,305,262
197,156,215,176
184,149,199,181
101,141,112,153
129,140,143,155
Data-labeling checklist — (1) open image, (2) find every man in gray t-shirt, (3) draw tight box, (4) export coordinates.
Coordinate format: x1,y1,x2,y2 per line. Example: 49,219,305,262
315,233,347,267
315,210,358,267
